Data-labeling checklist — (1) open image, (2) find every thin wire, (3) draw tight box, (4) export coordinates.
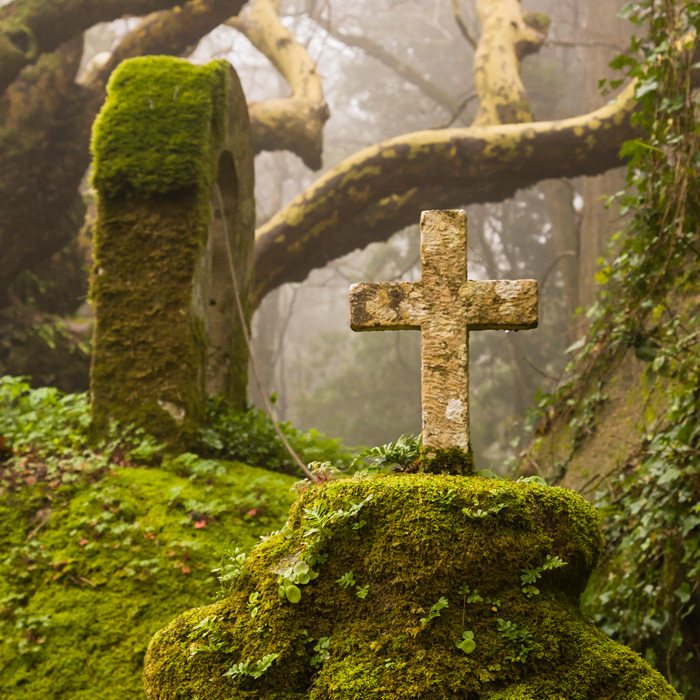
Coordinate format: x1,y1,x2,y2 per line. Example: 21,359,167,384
214,183,319,483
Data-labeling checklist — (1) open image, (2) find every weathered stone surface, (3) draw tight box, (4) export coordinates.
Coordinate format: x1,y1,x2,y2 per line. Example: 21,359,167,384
90,56,254,447
350,209,537,455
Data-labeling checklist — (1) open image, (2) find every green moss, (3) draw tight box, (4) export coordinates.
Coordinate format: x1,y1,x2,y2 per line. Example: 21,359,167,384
88,57,232,448
0,461,296,699
524,12,552,33
143,474,678,699
91,56,228,198
419,446,474,475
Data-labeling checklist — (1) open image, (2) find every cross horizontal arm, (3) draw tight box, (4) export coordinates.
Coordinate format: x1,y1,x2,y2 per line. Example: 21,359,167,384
349,281,422,331
462,280,538,330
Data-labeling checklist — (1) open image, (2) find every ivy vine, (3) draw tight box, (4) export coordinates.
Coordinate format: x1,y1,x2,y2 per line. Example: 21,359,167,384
525,1,700,694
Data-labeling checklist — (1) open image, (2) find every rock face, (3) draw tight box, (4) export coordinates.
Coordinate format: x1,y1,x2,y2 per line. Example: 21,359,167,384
143,473,679,699
89,56,255,447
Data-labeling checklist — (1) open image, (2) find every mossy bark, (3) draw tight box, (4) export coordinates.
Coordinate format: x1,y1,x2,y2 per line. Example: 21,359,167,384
0,35,90,304
143,474,678,699
89,56,254,447
0,0,186,93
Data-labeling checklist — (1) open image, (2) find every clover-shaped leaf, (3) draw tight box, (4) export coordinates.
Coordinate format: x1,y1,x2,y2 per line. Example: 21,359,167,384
456,630,476,654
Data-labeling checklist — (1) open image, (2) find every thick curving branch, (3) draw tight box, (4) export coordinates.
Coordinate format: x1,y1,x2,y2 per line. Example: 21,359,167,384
227,0,329,169
252,82,640,305
0,0,186,94
0,0,250,300
0,36,91,301
472,0,550,126
86,0,248,94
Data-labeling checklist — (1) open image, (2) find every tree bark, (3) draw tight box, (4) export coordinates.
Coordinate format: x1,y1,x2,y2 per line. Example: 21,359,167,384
472,0,549,126
0,0,329,299
0,35,92,305
540,179,579,343
228,0,329,169
577,0,633,332
0,0,186,93
85,0,248,94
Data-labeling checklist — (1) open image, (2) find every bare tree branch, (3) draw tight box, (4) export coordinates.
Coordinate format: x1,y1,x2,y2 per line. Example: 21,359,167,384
450,0,477,49
546,39,628,51
312,12,463,118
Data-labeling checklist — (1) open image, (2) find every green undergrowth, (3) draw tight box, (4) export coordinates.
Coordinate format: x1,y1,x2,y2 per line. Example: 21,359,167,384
143,474,678,700
0,376,353,487
0,375,355,698
0,462,295,699
201,397,354,477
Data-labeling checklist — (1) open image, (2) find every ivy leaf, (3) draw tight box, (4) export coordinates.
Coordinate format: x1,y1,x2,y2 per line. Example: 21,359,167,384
675,582,691,604
636,78,659,98
657,467,681,486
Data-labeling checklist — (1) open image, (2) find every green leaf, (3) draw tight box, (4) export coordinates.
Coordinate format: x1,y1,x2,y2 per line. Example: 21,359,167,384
456,630,476,654
285,585,302,604
636,78,659,98
657,467,681,486
565,337,586,354
675,582,691,604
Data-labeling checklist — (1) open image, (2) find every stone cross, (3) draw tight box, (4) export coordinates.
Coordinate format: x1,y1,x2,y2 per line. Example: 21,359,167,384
349,209,538,456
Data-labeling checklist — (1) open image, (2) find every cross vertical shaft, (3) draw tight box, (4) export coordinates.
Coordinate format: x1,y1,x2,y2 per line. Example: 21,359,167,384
349,209,538,460
419,210,470,453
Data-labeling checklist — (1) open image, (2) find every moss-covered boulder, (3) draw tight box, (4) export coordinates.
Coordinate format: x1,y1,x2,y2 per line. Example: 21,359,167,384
0,460,295,699
143,474,679,699
89,56,255,448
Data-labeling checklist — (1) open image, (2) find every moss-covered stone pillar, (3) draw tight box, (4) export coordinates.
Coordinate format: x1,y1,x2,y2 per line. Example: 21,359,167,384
89,56,255,446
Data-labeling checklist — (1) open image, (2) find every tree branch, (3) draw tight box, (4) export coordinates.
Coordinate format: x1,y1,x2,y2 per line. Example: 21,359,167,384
227,0,330,169
252,82,640,305
0,36,91,302
312,13,462,118
472,0,550,126
0,0,186,94
86,0,249,94
450,0,477,50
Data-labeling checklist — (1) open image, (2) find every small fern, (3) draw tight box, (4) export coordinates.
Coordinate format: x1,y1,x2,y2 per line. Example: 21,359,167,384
351,433,421,474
